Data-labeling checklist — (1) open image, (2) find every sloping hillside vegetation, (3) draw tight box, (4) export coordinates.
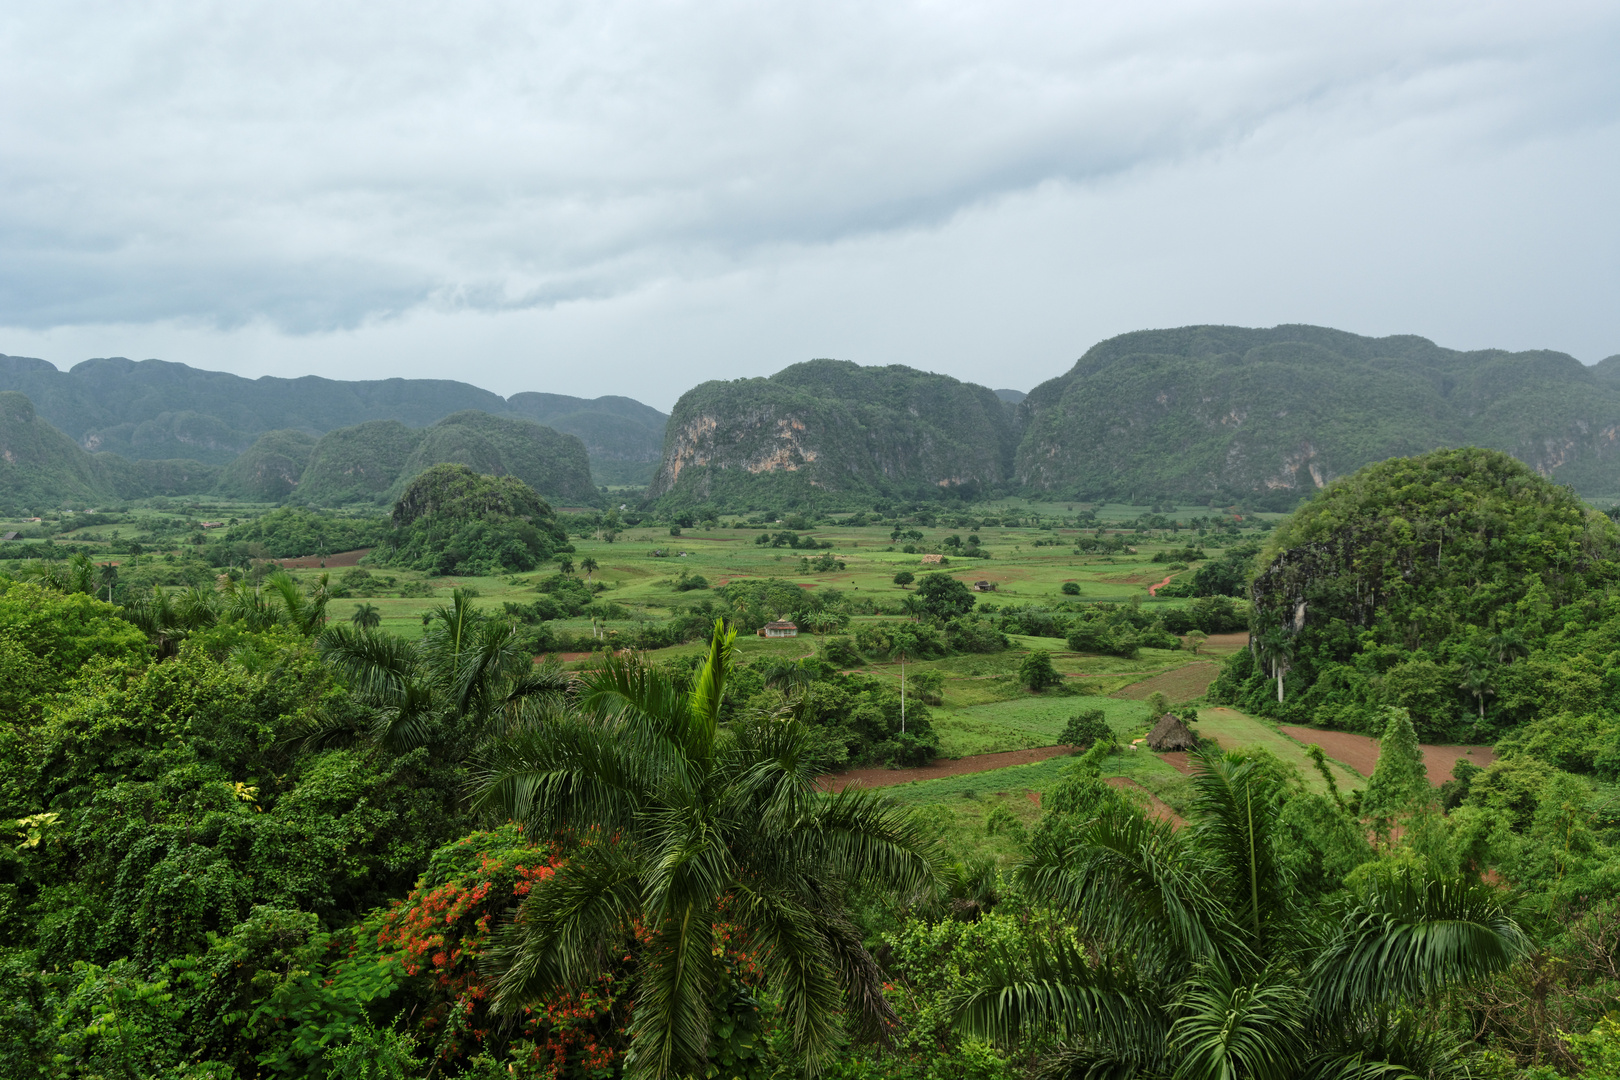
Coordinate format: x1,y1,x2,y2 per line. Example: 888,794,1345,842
506,392,669,486
385,410,598,507
648,360,1016,511
369,464,573,575
213,429,319,501
1213,447,1620,743
1017,325,1620,509
0,391,221,508
294,420,429,506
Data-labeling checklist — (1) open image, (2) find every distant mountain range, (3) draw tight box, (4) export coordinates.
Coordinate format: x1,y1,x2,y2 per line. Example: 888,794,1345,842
646,326,1620,511
6,325,1620,513
0,354,667,487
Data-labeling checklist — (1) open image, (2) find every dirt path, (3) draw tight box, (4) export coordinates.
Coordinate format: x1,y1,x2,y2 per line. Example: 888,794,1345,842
816,745,1073,793
1105,777,1186,826
1278,726,1496,785
1146,574,1175,596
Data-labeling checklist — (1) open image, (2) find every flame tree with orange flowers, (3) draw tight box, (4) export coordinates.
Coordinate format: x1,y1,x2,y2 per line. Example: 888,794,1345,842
472,619,940,1079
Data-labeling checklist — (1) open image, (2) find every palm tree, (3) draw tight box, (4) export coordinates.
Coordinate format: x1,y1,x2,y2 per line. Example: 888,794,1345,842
579,556,599,581
351,602,382,630
97,561,118,603
955,751,1527,1078
473,619,937,1078
1455,646,1493,719
1487,628,1529,665
557,557,576,576
317,588,570,753
1254,629,1294,703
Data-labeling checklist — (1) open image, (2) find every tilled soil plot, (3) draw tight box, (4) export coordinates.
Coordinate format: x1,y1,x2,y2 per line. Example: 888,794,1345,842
1279,726,1496,785
816,745,1073,793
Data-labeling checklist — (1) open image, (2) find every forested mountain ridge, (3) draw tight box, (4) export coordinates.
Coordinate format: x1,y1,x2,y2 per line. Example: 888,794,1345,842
0,393,601,509
1016,324,1620,508
647,360,1016,507
0,353,668,484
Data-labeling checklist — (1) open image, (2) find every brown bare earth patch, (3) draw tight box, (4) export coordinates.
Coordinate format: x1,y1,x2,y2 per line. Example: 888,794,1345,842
1105,777,1186,826
1279,726,1497,785
1146,575,1175,596
1156,751,1196,775
268,548,372,569
1112,663,1219,702
1196,632,1250,656
816,746,1073,793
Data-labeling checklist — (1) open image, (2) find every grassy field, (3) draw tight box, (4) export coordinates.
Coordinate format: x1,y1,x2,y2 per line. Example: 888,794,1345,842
3,495,1321,868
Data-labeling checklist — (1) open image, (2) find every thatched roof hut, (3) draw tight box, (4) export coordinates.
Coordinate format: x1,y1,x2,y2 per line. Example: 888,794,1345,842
1146,713,1199,752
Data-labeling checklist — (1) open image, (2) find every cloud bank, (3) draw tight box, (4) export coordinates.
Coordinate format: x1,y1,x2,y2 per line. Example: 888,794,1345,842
1,0,1617,403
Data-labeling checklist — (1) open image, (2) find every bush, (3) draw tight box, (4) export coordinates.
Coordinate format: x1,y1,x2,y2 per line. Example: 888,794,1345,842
1059,708,1113,749
1019,650,1061,692
893,570,915,587
821,637,863,668
1060,582,1081,596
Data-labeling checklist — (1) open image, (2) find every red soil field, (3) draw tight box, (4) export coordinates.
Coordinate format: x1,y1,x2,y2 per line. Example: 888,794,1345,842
1279,726,1496,785
267,547,373,569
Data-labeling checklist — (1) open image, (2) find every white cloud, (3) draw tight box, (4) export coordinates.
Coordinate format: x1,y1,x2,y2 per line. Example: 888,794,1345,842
1,0,1617,399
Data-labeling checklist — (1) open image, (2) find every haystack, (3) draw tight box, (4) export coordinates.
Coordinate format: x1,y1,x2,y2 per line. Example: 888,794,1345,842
1145,713,1199,752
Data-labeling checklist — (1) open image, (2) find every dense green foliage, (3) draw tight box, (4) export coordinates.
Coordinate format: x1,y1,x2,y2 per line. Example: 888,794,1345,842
1017,324,1620,508
226,507,390,559
370,465,573,576
1214,448,1620,741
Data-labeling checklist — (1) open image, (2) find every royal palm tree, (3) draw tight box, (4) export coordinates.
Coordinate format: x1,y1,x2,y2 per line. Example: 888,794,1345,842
956,750,1527,1079
579,556,600,581
1455,646,1494,719
317,588,570,753
350,602,382,630
473,619,937,1078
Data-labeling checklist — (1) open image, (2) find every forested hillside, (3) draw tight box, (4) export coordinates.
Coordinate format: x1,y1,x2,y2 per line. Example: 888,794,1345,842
647,360,1017,510
1017,324,1620,508
0,392,222,506
1216,447,1620,743
0,354,667,486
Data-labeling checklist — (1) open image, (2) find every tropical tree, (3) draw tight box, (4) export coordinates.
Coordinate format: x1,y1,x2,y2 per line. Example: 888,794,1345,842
473,619,938,1078
350,602,382,630
317,588,570,753
1455,646,1493,719
558,557,576,576
955,750,1527,1079
580,556,599,581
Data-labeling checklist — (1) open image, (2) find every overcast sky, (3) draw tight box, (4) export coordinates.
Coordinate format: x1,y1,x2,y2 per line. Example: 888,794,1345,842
2,0,1617,410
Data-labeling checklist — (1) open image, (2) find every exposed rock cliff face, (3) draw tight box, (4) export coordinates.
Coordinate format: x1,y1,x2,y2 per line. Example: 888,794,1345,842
647,361,1015,505
1016,325,1620,509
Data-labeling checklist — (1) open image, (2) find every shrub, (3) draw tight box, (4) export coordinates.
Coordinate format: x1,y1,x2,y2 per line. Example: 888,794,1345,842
1060,582,1081,596
1019,650,1061,692
1059,708,1113,749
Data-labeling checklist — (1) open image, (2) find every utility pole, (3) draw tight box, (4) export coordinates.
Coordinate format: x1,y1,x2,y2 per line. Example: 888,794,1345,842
899,649,906,735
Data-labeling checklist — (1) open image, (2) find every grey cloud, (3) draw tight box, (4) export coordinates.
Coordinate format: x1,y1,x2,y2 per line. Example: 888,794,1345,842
0,0,1616,332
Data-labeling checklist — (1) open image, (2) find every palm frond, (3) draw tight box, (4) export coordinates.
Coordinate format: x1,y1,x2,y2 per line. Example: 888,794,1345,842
484,839,642,1013
317,624,423,704
1168,965,1307,1080
953,936,1169,1071
1309,874,1528,1017
627,900,723,1080
1187,750,1291,950
725,879,846,1069
1018,805,1240,976
470,719,645,837
683,618,734,761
